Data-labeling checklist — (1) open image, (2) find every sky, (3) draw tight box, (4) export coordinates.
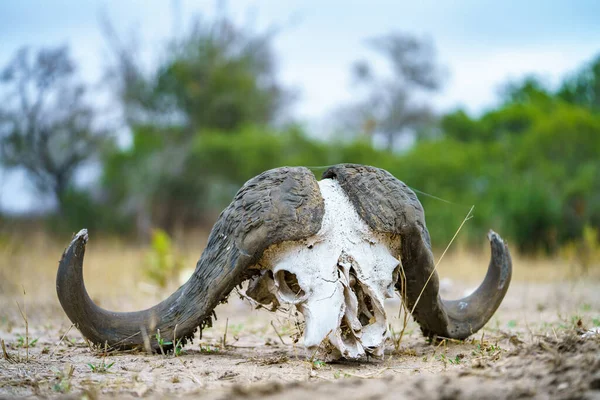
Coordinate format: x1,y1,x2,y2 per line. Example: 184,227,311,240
1,0,600,212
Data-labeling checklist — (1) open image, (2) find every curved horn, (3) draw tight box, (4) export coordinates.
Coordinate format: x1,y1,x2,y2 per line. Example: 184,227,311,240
397,225,511,339
322,164,512,340
433,230,511,338
56,167,324,351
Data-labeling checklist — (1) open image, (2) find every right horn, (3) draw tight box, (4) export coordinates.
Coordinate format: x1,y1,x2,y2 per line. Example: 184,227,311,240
439,230,512,339
321,163,513,340
400,227,512,340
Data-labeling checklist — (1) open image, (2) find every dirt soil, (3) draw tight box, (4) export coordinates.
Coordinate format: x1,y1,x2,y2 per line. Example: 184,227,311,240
1,279,600,399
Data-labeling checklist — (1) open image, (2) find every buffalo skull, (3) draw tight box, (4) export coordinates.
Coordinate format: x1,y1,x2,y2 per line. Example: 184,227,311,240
56,164,512,359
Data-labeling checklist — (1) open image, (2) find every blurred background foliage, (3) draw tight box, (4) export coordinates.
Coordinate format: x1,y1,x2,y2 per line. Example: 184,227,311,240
1,10,599,263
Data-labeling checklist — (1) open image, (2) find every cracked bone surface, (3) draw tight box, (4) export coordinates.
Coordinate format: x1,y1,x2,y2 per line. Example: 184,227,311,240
247,178,401,359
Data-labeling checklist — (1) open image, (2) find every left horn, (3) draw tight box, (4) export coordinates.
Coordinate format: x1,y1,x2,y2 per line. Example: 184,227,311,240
56,167,324,351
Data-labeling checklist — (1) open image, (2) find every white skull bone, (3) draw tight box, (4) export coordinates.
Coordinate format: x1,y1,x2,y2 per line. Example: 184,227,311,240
247,178,402,359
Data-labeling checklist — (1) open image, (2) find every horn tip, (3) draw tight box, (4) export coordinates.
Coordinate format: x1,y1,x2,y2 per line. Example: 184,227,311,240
487,229,501,243
72,229,89,244
61,229,88,259
486,229,511,290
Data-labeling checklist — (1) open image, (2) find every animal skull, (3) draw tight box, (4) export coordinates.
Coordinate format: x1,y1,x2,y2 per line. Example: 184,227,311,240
247,179,401,359
55,164,512,356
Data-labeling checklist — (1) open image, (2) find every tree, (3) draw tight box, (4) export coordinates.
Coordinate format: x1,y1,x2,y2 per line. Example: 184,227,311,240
335,33,444,150
559,54,600,113
500,76,552,105
0,46,109,212
102,13,289,135
440,110,484,142
434,66,600,253
100,12,291,236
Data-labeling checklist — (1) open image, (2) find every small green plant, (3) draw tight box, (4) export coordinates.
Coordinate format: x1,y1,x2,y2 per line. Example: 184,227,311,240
333,370,350,379
145,229,184,288
199,344,220,354
448,354,464,365
155,330,172,356
507,320,517,328
488,344,501,352
86,341,115,373
87,359,115,373
472,342,502,357
174,338,185,356
437,353,448,368
312,359,326,369
52,364,74,393
16,334,38,348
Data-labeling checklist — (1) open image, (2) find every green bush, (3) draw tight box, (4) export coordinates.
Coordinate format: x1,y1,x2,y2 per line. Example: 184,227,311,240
87,55,600,256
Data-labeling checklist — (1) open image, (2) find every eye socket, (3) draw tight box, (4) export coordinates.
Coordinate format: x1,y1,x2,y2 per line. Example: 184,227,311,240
388,265,401,297
274,270,306,302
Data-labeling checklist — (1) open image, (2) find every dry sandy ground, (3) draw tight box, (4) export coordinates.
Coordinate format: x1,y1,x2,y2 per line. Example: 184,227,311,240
1,278,599,400
1,233,599,399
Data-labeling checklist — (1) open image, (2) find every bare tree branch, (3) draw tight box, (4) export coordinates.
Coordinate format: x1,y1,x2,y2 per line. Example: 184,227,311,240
334,32,444,150
0,45,110,211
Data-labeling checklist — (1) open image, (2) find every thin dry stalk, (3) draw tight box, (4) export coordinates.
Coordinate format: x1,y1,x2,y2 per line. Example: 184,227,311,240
270,320,286,345
236,287,298,321
480,329,485,346
157,328,166,356
222,318,228,348
1,339,14,363
173,323,182,356
51,323,75,356
103,341,108,361
235,288,272,312
103,331,141,352
410,206,474,316
140,326,152,354
16,287,28,362
308,330,333,366
311,373,334,382
343,367,389,379
431,338,447,358
392,262,411,352
83,337,94,352
173,324,178,348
